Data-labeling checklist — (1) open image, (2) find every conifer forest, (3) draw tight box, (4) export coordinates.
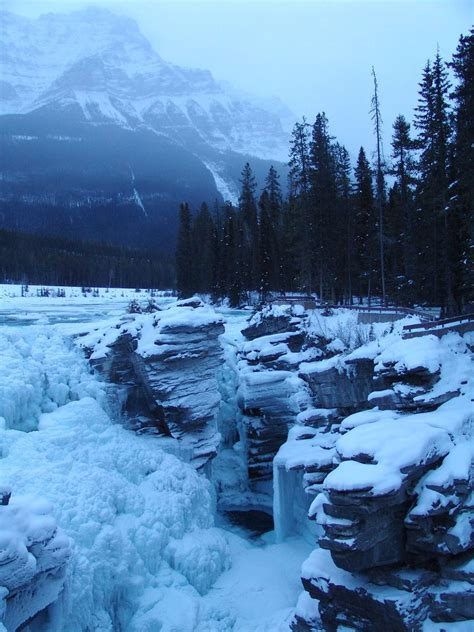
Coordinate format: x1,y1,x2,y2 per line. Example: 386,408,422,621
176,29,473,315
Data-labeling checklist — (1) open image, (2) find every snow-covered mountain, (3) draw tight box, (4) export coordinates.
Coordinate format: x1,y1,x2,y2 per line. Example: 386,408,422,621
0,7,291,250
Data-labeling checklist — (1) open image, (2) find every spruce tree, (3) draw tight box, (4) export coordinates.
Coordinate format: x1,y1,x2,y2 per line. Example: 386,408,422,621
353,148,376,303
288,119,312,292
448,28,474,311
258,190,273,301
310,113,337,301
415,52,452,310
264,165,283,291
176,202,194,297
281,180,301,293
334,143,354,303
238,163,259,296
389,114,417,302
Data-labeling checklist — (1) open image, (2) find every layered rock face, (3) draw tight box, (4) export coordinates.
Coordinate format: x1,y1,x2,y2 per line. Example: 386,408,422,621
236,308,312,484
234,307,374,490
0,489,71,632
285,329,474,631
230,304,473,629
78,298,224,468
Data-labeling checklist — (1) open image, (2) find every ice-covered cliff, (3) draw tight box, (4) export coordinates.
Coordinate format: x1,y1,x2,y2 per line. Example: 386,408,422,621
3,297,471,631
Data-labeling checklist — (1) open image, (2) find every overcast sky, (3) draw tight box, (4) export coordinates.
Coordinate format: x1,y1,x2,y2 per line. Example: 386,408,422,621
2,0,472,157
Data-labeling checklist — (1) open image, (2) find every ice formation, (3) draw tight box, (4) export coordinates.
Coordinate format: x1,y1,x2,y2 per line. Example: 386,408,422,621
1,292,472,631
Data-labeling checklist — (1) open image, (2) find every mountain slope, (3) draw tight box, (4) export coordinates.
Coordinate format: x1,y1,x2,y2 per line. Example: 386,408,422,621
0,7,291,251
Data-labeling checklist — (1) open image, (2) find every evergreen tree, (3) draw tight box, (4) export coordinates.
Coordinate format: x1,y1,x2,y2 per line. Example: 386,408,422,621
238,163,259,295
288,119,312,292
310,113,338,300
280,182,301,293
353,147,376,303
415,52,452,310
176,202,194,297
388,114,417,302
258,190,273,301
263,165,283,291
448,28,474,311
334,143,354,303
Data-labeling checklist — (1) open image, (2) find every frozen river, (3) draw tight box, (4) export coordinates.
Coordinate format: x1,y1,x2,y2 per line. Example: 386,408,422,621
0,285,311,632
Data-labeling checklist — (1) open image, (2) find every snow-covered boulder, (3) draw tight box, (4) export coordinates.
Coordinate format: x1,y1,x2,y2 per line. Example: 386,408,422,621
0,492,71,632
77,301,225,468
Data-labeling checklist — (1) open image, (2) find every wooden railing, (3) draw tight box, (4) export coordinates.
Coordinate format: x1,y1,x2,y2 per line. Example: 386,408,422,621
402,313,474,338
268,296,437,322
268,296,474,338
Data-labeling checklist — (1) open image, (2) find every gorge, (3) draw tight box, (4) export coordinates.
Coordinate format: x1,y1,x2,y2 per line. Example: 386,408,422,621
0,291,473,631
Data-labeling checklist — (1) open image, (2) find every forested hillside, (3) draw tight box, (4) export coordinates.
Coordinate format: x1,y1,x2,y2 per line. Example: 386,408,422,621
0,228,174,288
176,29,473,315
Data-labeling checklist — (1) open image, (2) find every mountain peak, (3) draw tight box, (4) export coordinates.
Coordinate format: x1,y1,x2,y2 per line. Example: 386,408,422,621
0,7,290,161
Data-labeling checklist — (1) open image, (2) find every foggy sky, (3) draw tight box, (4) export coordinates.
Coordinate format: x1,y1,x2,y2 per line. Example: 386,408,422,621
2,0,472,158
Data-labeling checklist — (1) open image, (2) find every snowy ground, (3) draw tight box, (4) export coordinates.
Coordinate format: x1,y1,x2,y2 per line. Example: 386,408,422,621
0,284,176,328
0,288,311,632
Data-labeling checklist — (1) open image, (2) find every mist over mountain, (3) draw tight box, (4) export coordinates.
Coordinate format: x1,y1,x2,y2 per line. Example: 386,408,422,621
0,6,291,251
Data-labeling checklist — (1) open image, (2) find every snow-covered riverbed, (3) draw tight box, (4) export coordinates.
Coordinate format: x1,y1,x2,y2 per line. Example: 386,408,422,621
0,289,311,632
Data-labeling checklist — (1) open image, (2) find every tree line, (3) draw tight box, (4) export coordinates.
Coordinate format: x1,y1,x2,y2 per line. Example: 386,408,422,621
176,29,473,314
0,228,174,289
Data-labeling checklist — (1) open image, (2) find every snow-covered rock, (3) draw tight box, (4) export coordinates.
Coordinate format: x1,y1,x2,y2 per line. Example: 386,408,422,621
0,492,71,632
77,300,225,468
282,324,474,631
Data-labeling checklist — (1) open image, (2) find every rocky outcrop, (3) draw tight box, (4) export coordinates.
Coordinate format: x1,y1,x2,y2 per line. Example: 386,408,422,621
235,306,375,488
236,309,314,483
300,357,374,412
0,490,71,632
78,300,224,468
287,330,474,631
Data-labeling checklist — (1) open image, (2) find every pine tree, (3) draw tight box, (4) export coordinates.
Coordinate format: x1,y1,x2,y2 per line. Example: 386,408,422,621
388,114,417,302
238,163,259,296
264,165,283,291
334,143,354,303
448,28,474,311
288,119,312,292
175,202,194,297
258,190,273,301
415,52,452,310
310,113,337,300
280,183,301,293
353,148,376,303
